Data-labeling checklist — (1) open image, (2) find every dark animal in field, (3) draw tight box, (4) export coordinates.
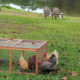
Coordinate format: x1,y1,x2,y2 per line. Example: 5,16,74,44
43,6,51,19
52,7,60,19
39,54,57,73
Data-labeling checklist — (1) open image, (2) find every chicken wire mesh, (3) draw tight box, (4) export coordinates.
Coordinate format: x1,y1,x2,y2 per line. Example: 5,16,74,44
39,46,47,61
0,46,47,73
0,49,9,71
12,50,37,73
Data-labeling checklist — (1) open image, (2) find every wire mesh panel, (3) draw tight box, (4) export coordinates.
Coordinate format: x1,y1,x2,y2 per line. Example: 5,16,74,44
39,49,42,61
0,49,9,71
12,50,21,72
0,50,37,73
38,45,47,62
12,50,36,73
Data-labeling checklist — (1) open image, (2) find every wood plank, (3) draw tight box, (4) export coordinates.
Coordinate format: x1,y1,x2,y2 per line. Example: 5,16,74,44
0,46,38,51
9,49,12,72
35,50,39,74
13,40,22,46
39,41,48,49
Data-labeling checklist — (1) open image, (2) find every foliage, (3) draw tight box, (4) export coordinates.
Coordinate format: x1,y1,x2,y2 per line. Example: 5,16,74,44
0,0,80,16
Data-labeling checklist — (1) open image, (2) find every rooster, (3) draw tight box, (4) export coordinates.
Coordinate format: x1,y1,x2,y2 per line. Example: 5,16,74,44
19,53,28,71
44,50,58,65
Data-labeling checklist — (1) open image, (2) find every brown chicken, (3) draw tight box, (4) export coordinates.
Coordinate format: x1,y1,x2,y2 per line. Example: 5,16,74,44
19,53,28,71
28,55,36,71
28,55,41,71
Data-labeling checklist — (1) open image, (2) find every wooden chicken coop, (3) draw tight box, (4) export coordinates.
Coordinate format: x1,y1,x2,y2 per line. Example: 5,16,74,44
0,38,47,74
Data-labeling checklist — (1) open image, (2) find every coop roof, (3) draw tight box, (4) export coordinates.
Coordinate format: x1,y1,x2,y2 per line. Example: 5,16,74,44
0,38,47,51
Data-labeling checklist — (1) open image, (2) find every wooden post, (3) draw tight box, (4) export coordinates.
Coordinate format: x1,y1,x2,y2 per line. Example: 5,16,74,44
22,50,24,57
35,50,39,74
9,49,12,72
42,47,43,61
46,43,48,60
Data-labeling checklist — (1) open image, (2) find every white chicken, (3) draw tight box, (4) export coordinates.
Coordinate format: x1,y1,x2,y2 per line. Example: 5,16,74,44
19,53,28,71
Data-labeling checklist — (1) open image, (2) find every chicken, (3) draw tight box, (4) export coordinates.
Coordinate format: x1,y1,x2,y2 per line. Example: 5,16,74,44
44,53,51,61
28,55,36,71
19,53,28,71
53,50,58,65
28,55,41,71
39,54,57,73
44,49,58,65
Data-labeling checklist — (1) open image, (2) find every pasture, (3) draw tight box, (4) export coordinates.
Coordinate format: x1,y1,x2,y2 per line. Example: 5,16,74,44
0,7,80,80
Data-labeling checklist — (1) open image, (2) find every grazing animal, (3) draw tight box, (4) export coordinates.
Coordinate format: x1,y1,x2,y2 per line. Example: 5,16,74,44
52,7,60,19
43,6,51,19
44,50,59,65
19,53,28,71
39,54,57,73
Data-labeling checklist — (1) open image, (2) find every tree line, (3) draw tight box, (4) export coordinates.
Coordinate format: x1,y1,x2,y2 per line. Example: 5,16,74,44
1,0,80,16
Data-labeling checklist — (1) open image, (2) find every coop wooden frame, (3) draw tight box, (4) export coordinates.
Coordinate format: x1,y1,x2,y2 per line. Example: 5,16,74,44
0,38,48,74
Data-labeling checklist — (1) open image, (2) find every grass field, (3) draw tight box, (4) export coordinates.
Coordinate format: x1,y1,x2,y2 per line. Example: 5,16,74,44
0,7,80,80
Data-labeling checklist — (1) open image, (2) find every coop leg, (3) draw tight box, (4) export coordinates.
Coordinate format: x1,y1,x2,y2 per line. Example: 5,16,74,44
9,49,12,72
42,47,43,61
22,50,24,57
46,43,48,60
35,50,39,74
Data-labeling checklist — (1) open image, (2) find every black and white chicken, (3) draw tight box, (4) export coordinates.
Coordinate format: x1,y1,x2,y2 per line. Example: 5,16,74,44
39,54,57,73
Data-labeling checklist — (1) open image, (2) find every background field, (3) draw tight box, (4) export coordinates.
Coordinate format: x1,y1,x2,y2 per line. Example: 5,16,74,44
0,7,80,80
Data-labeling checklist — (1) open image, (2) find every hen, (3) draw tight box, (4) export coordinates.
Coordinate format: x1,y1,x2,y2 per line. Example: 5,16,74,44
19,53,28,71
44,50,58,65
28,55,36,71
28,55,41,72
39,54,57,73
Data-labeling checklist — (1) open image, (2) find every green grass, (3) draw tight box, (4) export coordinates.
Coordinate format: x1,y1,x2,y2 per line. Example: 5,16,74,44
0,7,80,80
